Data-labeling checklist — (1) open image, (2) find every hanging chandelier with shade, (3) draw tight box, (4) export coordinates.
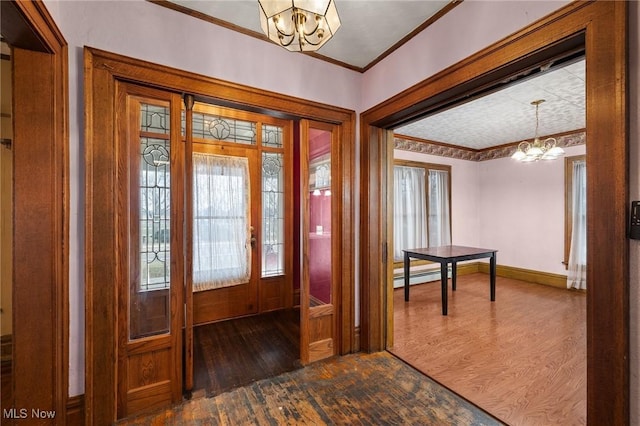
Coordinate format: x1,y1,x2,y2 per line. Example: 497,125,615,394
511,99,565,162
257,0,341,52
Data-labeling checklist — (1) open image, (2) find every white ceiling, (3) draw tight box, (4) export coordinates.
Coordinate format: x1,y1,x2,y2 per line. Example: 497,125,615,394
160,1,586,149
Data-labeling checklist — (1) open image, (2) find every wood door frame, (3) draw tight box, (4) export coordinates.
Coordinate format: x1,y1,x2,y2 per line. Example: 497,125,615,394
1,0,69,422
360,1,628,424
85,47,356,425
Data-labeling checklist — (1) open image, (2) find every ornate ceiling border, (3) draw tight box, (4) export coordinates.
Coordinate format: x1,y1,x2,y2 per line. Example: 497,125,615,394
394,130,586,162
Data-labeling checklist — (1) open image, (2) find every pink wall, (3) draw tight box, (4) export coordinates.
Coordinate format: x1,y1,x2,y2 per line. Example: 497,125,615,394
478,145,585,275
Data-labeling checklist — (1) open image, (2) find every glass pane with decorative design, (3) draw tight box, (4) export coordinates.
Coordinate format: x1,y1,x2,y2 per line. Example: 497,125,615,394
262,124,283,148
192,109,256,145
262,152,284,276
130,102,171,340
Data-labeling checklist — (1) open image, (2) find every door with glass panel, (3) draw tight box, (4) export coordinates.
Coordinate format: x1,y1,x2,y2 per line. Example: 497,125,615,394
189,142,261,324
300,120,339,364
186,102,292,326
116,83,183,418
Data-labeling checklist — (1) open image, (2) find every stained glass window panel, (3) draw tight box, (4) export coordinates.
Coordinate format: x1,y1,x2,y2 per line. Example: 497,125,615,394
262,124,283,148
192,109,256,145
262,152,284,277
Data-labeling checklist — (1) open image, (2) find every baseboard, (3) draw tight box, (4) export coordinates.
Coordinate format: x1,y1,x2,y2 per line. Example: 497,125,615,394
477,263,568,289
394,260,567,289
66,394,85,426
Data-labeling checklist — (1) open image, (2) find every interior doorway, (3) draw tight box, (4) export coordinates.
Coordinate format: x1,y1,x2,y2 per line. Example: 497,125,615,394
359,2,628,424
0,1,68,419
85,47,356,423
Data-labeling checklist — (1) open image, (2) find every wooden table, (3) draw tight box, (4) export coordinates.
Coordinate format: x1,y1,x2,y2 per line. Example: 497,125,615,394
403,245,497,315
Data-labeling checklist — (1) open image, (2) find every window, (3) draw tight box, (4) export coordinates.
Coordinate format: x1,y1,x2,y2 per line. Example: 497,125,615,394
393,160,452,262
138,103,171,293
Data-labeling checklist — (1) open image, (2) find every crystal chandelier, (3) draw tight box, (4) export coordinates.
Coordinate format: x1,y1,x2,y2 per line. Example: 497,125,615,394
511,100,565,162
258,0,341,52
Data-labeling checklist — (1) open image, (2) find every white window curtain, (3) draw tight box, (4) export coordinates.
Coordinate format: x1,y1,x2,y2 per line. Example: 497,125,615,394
393,166,427,260
192,153,251,292
567,160,587,290
428,169,451,247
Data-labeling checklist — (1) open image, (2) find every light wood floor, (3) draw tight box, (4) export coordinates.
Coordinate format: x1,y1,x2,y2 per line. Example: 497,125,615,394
389,273,586,426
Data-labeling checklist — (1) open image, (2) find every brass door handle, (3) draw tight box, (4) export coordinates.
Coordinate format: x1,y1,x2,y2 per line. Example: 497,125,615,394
250,226,256,248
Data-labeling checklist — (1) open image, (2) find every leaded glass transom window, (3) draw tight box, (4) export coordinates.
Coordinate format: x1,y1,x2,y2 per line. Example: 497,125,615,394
192,109,256,145
262,152,285,277
262,124,283,148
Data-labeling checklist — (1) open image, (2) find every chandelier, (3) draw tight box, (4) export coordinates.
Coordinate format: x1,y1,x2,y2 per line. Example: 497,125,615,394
511,99,565,162
258,0,341,52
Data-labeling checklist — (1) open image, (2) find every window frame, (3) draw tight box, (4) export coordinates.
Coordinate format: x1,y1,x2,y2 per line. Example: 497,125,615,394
392,159,452,268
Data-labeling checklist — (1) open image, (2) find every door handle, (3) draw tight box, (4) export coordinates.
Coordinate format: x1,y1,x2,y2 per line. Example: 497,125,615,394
250,226,256,248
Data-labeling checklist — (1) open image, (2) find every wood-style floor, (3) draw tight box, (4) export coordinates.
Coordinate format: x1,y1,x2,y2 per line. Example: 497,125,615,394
390,273,586,426
193,309,301,398
120,351,503,425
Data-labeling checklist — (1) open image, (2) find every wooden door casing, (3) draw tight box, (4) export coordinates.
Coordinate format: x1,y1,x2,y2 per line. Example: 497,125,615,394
85,47,356,423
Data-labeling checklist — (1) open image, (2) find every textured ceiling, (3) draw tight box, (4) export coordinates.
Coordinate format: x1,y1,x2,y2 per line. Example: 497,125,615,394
395,59,586,149
164,0,451,69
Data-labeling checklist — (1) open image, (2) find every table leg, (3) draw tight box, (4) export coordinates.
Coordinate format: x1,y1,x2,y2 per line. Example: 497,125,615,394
441,261,448,315
490,253,496,301
451,261,457,291
404,252,410,302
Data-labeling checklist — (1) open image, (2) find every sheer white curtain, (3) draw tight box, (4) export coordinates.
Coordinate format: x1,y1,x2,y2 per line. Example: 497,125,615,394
393,166,427,260
567,160,587,290
192,153,251,292
428,169,451,247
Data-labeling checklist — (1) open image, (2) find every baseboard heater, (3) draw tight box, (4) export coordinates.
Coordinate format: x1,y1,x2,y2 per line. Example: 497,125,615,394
393,268,451,289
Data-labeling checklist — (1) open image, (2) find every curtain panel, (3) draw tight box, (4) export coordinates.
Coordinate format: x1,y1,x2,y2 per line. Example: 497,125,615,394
567,160,587,290
192,153,251,291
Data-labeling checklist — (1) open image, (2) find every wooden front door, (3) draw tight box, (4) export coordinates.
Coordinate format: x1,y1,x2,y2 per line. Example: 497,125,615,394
190,142,261,324
115,82,184,418
300,120,340,364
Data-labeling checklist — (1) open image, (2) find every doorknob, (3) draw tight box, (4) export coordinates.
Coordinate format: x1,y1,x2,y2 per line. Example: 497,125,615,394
250,226,256,248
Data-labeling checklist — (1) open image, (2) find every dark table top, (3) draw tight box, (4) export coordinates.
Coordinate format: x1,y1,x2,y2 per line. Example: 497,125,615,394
403,245,497,259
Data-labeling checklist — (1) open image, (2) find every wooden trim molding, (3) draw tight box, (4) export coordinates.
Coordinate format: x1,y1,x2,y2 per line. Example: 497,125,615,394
360,1,628,424
476,263,568,290
1,0,69,423
85,47,356,424
394,130,586,162
397,261,568,289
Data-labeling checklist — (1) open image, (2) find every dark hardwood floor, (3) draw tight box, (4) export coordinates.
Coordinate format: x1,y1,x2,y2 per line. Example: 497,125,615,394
120,351,504,425
193,309,301,398
390,273,586,426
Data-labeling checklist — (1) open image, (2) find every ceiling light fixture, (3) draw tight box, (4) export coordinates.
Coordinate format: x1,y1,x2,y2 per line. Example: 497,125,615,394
511,99,565,162
258,0,341,52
